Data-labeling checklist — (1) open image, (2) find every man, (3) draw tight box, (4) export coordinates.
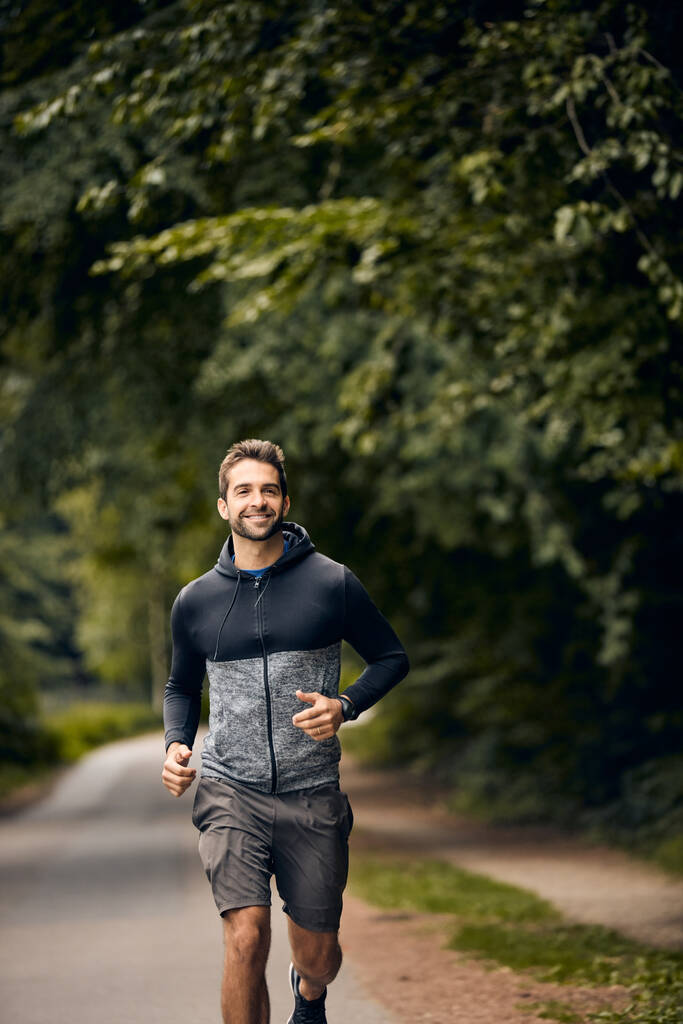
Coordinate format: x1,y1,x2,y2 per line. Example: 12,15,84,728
162,438,409,1024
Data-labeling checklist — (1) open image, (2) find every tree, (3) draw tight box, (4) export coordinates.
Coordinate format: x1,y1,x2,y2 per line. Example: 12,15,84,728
2,0,681,821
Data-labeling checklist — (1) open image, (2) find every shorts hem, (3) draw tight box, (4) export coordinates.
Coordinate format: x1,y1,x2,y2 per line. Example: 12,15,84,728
282,903,341,934
217,899,271,917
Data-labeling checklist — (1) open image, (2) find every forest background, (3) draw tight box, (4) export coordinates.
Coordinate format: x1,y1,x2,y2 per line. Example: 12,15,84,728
1,0,681,867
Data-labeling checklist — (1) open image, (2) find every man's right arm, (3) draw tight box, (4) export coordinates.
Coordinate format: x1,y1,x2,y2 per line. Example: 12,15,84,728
161,591,205,797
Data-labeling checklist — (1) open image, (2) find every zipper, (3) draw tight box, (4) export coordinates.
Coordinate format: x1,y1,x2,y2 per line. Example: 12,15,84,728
213,571,241,661
254,575,278,793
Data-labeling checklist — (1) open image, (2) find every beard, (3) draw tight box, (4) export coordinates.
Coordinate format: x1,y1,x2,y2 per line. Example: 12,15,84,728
228,503,286,542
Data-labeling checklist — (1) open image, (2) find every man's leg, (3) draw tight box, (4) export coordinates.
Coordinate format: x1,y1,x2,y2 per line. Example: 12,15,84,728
287,916,342,1000
221,905,271,1024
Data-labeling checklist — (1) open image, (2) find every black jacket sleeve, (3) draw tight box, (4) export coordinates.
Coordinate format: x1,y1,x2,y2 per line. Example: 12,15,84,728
163,590,206,751
341,566,409,714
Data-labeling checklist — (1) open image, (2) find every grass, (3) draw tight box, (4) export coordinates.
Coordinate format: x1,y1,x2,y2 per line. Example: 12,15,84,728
652,835,683,875
0,762,59,801
351,856,558,923
518,1000,583,1023
451,921,646,983
350,855,683,1024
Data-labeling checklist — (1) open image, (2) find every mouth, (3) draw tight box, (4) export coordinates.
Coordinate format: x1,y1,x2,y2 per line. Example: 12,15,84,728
242,513,272,522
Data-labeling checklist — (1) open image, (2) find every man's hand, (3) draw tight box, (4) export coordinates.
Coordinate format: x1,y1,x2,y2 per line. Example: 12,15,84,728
292,690,344,741
162,742,196,797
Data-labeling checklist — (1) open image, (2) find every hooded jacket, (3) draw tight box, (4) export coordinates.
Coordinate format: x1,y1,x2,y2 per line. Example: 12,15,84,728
163,522,409,794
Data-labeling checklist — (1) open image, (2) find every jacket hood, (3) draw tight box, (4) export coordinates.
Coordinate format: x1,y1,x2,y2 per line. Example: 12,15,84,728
214,520,315,578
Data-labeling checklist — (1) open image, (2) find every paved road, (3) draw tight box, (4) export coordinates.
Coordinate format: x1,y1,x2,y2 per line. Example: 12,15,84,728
0,733,394,1024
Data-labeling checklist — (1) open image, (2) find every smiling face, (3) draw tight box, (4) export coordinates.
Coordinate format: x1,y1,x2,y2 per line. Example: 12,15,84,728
217,458,290,542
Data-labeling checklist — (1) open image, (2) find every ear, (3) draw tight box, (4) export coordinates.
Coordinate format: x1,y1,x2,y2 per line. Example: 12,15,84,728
217,496,230,521
283,495,291,518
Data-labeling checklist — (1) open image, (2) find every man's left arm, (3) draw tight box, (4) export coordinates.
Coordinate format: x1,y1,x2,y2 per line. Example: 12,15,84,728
292,566,409,740
339,565,410,716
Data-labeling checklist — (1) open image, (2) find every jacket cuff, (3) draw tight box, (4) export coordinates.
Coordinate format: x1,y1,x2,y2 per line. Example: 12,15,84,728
164,731,191,752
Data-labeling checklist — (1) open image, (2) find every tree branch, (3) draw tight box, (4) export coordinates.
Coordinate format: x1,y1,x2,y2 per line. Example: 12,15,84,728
639,48,668,74
565,97,656,259
566,97,590,156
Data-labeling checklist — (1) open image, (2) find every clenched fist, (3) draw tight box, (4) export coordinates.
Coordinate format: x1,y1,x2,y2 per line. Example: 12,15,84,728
162,742,196,797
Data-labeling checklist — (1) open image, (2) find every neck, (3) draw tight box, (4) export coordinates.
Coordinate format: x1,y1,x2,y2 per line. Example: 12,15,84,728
232,531,285,571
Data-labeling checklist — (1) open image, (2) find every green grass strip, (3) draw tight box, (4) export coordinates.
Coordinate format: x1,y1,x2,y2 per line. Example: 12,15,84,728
349,856,683,1024
451,921,642,983
351,855,558,923
518,1000,582,1023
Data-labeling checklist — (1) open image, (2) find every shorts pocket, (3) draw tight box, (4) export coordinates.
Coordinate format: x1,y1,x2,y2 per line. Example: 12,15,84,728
344,792,354,837
191,782,204,829
191,778,220,830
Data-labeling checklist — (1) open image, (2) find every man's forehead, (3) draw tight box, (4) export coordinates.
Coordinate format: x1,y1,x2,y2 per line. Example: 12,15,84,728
229,459,281,488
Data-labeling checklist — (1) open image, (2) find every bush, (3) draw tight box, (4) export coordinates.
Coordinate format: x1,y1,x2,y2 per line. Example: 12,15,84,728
0,701,162,800
582,756,683,874
44,702,162,762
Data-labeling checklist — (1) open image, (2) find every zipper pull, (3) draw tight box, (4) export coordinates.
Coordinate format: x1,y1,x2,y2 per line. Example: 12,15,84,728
253,576,261,589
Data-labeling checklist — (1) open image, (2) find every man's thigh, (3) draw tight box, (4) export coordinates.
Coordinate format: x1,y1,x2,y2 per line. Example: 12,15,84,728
192,777,274,915
271,784,353,933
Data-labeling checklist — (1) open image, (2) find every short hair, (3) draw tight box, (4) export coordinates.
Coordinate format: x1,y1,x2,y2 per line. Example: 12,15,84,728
218,439,288,501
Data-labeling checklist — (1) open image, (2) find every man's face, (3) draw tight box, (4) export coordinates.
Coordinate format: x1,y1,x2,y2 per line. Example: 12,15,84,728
217,458,290,541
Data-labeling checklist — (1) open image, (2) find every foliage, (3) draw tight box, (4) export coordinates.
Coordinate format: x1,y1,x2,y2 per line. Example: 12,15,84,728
0,0,177,89
591,958,683,1024
454,926,683,1024
0,517,81,766
519,1001,582,1024
0,762,57,802
1,0,681,825
43,700,161,762
582,756,683,873
0,700,161,799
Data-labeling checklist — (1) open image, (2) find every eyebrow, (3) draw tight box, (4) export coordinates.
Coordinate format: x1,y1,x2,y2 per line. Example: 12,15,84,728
232,481,280,490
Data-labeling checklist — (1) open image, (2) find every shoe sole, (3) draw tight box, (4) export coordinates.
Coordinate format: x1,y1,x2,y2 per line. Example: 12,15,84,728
286,961,327,1023
286,962,298,1023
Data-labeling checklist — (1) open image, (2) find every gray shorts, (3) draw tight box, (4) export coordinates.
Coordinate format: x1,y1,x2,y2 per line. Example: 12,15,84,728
191,776,354,933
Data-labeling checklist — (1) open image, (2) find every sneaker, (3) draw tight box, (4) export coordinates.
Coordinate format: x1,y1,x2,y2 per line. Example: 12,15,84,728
287,962,327,1024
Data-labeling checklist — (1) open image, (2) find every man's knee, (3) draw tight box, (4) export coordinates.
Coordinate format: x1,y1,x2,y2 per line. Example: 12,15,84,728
222,906,271,966
291,930,342,984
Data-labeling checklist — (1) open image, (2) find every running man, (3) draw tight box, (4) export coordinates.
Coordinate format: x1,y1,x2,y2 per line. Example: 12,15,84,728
162,438,409,1024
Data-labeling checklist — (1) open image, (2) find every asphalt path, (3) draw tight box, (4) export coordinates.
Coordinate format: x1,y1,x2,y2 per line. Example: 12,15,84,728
0,732,394,1024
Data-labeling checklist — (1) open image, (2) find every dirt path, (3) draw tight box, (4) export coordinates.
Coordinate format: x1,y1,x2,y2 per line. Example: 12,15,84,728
339,894,629,1024
340,759,683,951
336,757,683,1023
